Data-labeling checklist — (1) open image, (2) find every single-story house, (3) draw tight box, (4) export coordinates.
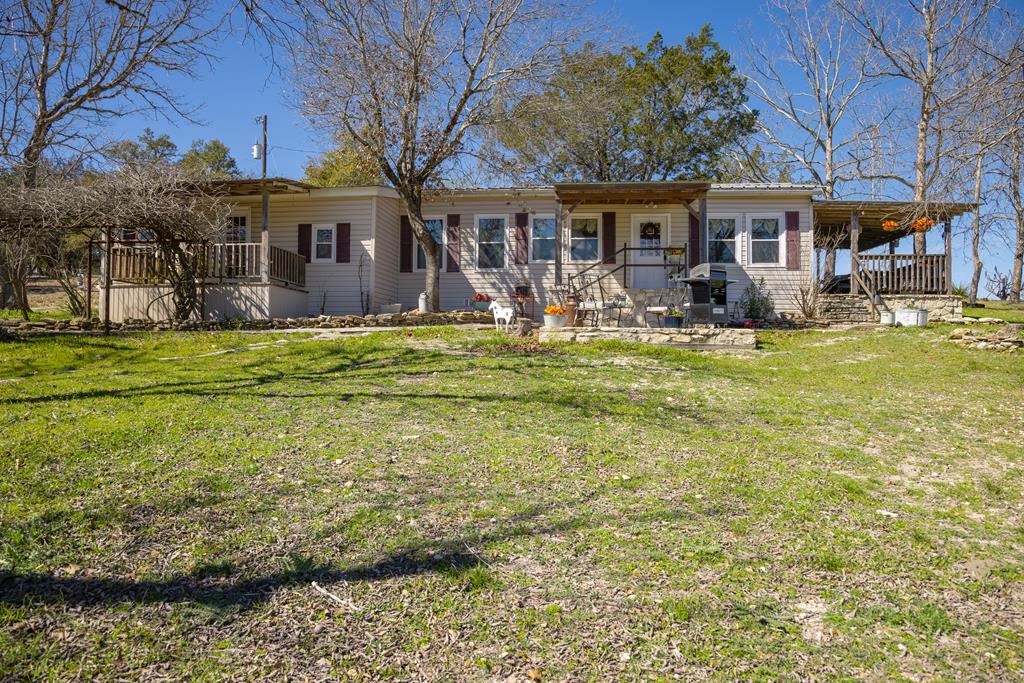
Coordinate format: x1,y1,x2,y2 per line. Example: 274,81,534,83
98,180,972,324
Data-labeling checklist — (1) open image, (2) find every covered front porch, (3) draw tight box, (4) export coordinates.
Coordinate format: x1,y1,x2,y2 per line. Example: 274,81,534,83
94,178,312,324
813,200,975,321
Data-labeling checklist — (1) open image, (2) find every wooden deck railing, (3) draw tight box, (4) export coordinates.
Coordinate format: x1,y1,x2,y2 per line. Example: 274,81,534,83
267,245,306,288
109,242,306,288
858,253,948,294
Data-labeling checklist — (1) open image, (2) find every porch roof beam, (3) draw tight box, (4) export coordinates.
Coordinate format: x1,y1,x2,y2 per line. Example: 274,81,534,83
553,181,710,206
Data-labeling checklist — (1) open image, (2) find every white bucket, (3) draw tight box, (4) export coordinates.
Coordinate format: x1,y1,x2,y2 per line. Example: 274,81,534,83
895,308,928,327
879,311,895,326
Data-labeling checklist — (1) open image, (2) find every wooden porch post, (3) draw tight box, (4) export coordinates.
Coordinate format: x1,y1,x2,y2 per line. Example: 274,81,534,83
103,227,112,335
849,211,860,296
554,199,564,286
260,188,270,283
85,239,93,321
698,195,708,264
944,219,953,294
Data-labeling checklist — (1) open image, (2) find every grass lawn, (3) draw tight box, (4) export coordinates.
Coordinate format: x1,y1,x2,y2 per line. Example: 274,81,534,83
0,309,77,321
1,327,1022,681
963,300,1024,323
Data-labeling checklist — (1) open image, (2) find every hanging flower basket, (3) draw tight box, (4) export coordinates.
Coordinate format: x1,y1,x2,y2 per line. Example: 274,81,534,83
911,218,935,233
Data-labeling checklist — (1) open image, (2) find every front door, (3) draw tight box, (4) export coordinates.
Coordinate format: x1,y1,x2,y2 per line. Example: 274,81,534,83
631,215,670,288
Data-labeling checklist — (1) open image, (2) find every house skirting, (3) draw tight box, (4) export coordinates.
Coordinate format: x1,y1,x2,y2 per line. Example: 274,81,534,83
100,283,308,323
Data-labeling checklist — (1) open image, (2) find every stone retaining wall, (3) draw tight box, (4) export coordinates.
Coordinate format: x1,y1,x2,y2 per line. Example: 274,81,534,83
538,326,756,349
817,294,963,323
949,325,1023,352
0,310,494,334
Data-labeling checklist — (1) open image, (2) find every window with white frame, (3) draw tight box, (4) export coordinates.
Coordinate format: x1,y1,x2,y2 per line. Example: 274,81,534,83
313,225,335,262
569,216,599,261
225,215,248,243
415,217,445,271
707,217,738,263
476,215,507,270
530,215,556,262
749,215,783,264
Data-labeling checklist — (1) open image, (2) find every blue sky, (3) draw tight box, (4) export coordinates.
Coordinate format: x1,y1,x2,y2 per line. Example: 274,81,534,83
114,0,760,179
108,0,1020,285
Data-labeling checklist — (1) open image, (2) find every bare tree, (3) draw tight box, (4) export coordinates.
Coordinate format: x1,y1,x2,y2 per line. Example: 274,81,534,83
291,0,588,311
89,165,231,320
0,0,221,313
0,0,220,185
985,267,1016,300
837,0,1004,254
744,0,874,281
994,125,1024,303
0,165,229,320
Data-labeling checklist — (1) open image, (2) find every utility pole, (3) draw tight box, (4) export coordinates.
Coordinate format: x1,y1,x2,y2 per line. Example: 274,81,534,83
258,115,270,284
260,114,268,179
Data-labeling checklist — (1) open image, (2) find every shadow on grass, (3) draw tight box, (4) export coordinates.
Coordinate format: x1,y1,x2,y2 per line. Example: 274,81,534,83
0,546,482,610
0,344,720,429
0,476,708,612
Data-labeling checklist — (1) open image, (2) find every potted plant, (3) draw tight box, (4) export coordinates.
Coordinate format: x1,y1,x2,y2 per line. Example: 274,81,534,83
662,309,684,328
739,277,775,327
470,293,492,312
543,305,568,328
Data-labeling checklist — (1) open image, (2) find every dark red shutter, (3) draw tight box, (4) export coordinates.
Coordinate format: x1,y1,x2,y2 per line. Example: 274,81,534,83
785,211,801,270
298,224,312,263
335,223,351,263
688,213,700,267
446,214,460,272
602,212,616,264
514,213,529,265
400,216,413,273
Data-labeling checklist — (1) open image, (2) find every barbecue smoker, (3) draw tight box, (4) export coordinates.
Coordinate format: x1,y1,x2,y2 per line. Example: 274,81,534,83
683,264,731,325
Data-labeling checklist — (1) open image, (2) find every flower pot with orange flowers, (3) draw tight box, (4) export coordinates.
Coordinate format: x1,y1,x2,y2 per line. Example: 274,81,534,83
543,305,568,328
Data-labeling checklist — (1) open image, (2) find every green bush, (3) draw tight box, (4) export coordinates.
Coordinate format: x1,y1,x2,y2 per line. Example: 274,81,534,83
739,277,775,320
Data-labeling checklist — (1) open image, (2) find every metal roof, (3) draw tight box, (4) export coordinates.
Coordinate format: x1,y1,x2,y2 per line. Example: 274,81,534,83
711,182,821,192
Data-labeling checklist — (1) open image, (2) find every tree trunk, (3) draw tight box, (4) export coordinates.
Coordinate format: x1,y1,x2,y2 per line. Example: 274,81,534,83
913,109,929,255
823,249,837,282
1010,135,1023,304
969,148,984,306
400,192,441,312
913,8,934,257
1011,229,1024,305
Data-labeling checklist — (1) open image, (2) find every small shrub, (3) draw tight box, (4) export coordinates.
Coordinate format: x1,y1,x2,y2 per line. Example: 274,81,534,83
739,278,775,320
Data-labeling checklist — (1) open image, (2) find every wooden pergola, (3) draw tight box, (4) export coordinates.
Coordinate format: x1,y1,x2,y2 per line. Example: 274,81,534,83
813,199,976,297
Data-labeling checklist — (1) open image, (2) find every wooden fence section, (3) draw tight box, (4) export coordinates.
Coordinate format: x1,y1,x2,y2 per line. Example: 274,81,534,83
109,242,305,288
858,253,948,294
109,246,168,284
